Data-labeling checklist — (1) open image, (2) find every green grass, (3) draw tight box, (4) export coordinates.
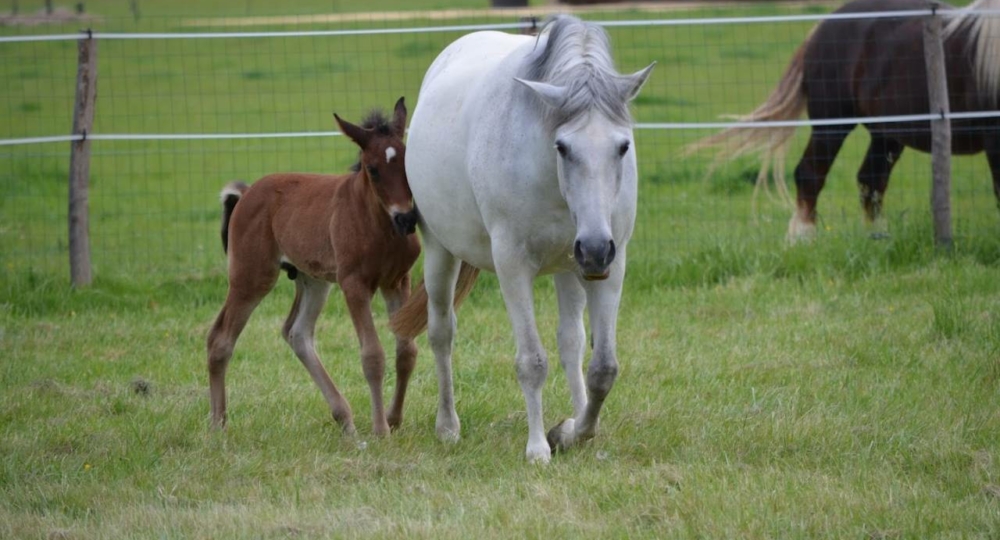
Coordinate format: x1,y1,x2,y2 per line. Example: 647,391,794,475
2,1,1000,538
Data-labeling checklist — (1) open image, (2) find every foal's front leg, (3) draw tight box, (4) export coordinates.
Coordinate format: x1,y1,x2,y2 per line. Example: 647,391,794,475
381,276,418,430
341,278,391,436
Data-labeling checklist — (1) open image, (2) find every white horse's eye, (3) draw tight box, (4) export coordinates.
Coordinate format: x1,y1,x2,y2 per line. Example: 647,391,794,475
555,141,568,157
618,141,630,157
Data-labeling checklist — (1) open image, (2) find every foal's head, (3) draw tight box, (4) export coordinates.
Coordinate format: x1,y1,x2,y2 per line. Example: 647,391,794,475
335,97,417,236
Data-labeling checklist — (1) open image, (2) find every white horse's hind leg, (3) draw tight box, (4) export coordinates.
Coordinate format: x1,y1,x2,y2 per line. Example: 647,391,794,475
554,272,587,418
422,231,462,442
549,250,626,451
494,245,550,463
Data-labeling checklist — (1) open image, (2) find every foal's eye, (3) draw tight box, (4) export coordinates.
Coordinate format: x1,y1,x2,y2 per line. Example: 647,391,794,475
618,141,630,157
555,141,568,157
366,165,380,180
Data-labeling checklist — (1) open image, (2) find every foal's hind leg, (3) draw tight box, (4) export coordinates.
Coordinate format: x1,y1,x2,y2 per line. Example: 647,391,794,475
789,126,853,241
282,274,356,434
207,280,275,428
857,135,903,237
381,276,418,430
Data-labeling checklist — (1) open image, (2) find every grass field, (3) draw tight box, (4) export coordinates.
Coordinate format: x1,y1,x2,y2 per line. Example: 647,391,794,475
2,0,1000,538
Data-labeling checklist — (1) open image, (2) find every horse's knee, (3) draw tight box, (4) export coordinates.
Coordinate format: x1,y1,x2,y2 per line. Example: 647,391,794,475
361,349,386,383
586,353,618,396
395,340,418,370
283,326,315,360
206,334,234,376
516,350,549,387
427,310,455,351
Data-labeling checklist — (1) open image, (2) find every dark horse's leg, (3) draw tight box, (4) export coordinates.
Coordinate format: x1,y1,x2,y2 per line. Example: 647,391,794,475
985,135,1000,212
789,125,854,241
857,134,904,235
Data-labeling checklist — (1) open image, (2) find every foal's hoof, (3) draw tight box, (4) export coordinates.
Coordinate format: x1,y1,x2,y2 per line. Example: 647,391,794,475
546,418,576,454
340,423,358,437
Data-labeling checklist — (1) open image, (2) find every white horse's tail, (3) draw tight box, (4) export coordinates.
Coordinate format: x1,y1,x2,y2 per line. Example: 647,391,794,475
684,27,814,205
388,262,480,340
944,0,1000,106
219,181,249,254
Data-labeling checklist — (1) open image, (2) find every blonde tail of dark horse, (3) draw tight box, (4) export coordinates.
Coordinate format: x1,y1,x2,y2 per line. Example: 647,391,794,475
685,29,812,206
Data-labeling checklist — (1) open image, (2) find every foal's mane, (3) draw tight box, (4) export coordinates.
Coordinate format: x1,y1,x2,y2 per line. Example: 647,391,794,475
944,0,1000,104
349,109,396,173
523,15,632,128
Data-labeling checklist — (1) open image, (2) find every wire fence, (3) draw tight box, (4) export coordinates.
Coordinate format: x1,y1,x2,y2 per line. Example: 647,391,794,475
2,4,999,283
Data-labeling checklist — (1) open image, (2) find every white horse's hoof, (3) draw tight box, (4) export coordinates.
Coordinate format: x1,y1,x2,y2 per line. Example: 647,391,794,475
546,418,577,453
525,441,552,464
436,412,460,443
436,427,460,444
786,218,817,244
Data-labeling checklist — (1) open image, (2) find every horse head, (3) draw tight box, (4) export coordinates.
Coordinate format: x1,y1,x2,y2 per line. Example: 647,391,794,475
335,97,418,236
516,20,654,279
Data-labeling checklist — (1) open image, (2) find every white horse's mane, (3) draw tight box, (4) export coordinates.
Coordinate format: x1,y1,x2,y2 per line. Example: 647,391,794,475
944,0,1000,105
523,15,633,128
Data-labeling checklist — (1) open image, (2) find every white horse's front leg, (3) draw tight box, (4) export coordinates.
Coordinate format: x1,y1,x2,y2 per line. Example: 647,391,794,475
422,231,462,443
494,245,549,463
549,248,626,451
554,272,587,418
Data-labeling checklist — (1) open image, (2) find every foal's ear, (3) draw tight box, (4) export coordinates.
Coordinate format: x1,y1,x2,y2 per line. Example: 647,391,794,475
334,113,372,148
617,62,656,102
514,78,567,109
391,97,407,136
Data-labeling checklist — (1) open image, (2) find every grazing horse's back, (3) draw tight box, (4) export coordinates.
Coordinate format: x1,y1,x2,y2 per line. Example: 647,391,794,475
689,0,1000,240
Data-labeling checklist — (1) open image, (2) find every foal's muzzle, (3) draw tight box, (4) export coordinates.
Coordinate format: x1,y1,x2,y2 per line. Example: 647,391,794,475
574,237,616,280
391,209,419,236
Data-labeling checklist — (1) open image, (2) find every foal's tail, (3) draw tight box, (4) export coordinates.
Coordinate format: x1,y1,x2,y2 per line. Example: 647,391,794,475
219,181,249,254
389,262,481,340
684,27,813,204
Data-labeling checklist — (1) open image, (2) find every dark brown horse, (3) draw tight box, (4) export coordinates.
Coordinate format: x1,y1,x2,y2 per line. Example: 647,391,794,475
691,0,1000,240
206,98,421,436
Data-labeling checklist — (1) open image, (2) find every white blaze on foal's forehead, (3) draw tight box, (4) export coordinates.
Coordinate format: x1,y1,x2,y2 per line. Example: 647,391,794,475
385,146,397,163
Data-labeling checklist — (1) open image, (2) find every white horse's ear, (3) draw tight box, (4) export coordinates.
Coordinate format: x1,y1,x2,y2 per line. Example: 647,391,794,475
514,77,568,109
618,62,656,102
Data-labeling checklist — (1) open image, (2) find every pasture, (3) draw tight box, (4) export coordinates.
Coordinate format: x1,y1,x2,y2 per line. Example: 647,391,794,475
2,0,1000,537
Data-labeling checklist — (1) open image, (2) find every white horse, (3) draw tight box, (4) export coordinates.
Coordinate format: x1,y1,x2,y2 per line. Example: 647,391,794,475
391,15,654,463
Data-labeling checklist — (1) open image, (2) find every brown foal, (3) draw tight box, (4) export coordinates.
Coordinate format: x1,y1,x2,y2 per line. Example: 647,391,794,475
206,97,421,436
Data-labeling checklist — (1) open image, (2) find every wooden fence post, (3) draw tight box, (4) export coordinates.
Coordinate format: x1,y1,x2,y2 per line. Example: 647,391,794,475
923,3,953,248
69,34,97,287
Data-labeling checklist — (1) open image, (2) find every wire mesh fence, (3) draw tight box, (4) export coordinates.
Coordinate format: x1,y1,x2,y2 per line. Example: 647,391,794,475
1,3,998,284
